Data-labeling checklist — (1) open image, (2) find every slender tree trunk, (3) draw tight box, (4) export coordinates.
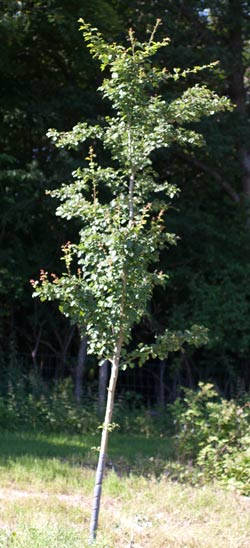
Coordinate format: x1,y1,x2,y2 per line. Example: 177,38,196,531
129,172,135,224
182,351,194,389
31,324,43,370
158,359,166,407
227,1,250,204
74,335,87,402
89,343,122,543
98,359,109,418
241,147,250,204
89,265,127,543
53,325,75,379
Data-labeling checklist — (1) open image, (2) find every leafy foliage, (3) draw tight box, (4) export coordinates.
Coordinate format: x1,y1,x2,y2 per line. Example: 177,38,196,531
171,383,250,495
33,21,230,367
1,0,250,398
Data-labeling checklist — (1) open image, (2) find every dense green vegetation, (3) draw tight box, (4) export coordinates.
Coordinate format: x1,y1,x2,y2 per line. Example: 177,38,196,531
1,0,250,398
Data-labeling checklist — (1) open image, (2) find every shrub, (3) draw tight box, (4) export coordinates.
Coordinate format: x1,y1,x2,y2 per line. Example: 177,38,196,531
0,380,169,436
0,379,99,434
170,383,250,494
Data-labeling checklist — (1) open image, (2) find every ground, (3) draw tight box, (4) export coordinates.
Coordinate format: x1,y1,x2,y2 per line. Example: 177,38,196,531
0,431,249,547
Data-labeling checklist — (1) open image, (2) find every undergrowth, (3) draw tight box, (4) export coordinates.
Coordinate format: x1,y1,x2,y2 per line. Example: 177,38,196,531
170,382,250,495
0,379,249,494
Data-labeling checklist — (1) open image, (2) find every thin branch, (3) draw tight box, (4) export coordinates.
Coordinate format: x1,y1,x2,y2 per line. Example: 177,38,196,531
178,151,241,203
129,172,135,225
31,324,43,362
127,125,135,225
63,325,76,355
148,18,162,45
40,339,61,355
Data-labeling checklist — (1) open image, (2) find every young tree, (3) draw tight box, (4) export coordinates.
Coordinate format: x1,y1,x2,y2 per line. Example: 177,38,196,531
32,20,231,542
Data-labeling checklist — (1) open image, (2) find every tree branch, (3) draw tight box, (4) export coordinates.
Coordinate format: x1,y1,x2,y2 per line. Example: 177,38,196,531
178,151,241,204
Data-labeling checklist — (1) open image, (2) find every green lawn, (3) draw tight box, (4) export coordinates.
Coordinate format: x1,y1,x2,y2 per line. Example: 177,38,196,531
0,430,249,547
0,429,173,462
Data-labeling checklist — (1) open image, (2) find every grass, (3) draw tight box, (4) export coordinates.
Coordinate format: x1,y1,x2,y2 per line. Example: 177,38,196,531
0,429,173,463
0,430,249,547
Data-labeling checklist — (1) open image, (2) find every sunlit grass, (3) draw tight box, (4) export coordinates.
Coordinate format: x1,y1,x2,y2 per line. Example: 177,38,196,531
0,429,173,489
0,430,249,547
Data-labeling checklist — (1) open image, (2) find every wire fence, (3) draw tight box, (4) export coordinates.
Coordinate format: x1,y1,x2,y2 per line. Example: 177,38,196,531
0,352,177,407
1,351,248,405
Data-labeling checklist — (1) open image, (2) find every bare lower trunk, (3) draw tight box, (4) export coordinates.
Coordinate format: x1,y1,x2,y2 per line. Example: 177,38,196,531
75,335,87,402
89,266,127,543
98,359,109,418
89,350,121,543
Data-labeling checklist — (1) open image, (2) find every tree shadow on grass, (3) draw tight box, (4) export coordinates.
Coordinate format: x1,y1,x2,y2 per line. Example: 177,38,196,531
0,430,175,477
0,430,94,462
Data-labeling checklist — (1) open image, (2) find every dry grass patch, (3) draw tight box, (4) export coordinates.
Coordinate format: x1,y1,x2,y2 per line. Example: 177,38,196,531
0,474,249,547
0,431,249,547
99,474,250,548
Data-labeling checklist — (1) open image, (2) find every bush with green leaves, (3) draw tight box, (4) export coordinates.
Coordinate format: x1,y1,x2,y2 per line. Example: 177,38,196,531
171,383,250,494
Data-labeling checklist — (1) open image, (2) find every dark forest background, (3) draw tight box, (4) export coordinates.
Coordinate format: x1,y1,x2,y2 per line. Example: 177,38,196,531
1,0,250,405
